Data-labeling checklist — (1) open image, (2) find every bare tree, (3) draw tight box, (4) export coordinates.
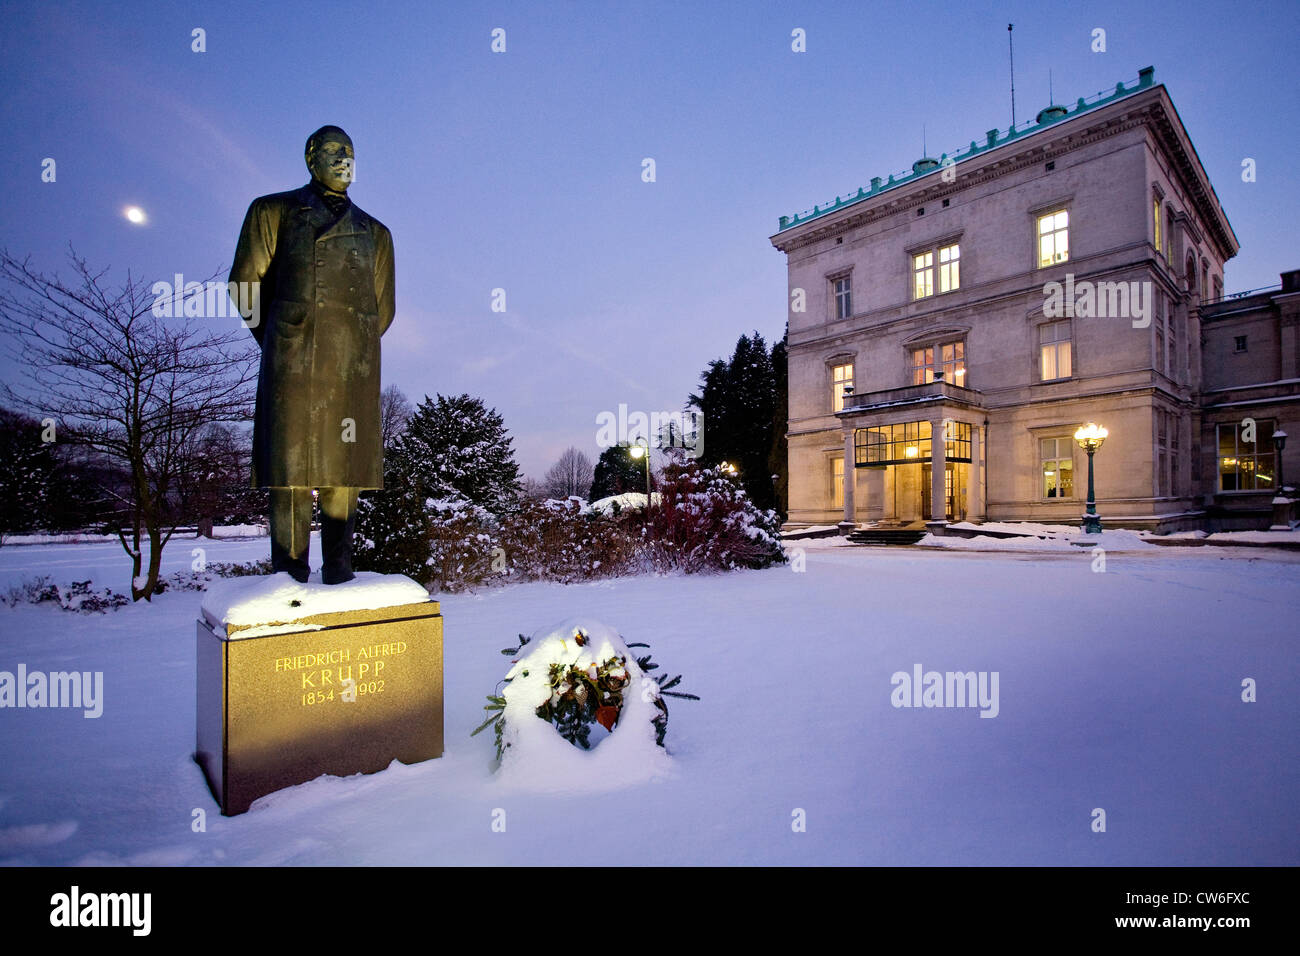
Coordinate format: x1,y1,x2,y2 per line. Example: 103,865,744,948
379,383,413,448
543,446,595,500
519,475,547,502
0,248,258,600
173,422,253,537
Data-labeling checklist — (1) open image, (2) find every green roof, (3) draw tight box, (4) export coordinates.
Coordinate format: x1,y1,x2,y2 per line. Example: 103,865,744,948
776,66,1156,233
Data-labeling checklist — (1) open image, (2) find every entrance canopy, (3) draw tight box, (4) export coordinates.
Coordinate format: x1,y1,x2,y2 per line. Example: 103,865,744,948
855,420,973,467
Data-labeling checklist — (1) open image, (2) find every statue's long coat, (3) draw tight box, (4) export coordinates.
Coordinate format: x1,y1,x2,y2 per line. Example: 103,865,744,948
230,184,394,489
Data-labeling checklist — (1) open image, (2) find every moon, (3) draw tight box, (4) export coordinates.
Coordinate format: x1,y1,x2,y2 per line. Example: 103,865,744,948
124,206,146,224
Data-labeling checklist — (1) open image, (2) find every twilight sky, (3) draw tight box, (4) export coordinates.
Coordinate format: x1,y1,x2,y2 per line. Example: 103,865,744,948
2,0,1296,479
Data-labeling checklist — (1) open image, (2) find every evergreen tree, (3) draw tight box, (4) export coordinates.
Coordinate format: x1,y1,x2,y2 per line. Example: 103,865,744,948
0,408,57,535
767,329,789,519
353,393,522,579
589,445,647,501
688,332,779,512
0,407,97,535
394,393,522,515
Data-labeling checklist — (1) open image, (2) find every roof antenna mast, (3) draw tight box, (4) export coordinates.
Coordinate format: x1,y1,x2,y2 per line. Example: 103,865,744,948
1008,23,1016,128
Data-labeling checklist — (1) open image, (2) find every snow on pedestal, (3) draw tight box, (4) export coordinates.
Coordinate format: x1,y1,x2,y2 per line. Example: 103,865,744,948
201,572,429,638
495,617,673,793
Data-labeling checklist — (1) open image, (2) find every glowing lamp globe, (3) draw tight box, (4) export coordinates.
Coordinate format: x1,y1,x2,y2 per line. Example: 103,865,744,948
1074,422,1108,452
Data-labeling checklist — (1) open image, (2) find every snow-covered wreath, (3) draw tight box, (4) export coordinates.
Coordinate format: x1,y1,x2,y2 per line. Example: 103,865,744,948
472,618,697,787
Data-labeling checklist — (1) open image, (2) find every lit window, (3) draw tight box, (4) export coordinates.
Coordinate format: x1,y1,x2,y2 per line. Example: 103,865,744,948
831,457,844,508
1153,196,1161,253
1037,209,1069,268
1165,208,1175,260
833,275,852,320
1218,420,1276,492
910,341,965,386
913,252,933,299
912,243,960,299
831,362,854,412
856,421,972,465
1039,321,1072,381
1040,437,1074,498
938,243,960,293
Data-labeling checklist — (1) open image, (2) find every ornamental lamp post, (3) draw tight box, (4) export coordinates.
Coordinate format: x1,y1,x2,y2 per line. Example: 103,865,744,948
1273,429,1288,493
1074,422,1108,535
628,438,651,510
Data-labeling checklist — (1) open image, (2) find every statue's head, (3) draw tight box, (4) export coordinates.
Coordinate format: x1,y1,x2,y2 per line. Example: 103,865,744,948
305,126,354,193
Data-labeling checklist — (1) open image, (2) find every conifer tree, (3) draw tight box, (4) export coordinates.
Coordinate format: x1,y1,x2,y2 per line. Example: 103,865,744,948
353,393,522,579
688,332,779,512
589,445,646,501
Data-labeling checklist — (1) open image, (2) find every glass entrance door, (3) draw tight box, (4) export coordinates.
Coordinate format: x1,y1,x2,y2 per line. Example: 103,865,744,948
921,463,967,521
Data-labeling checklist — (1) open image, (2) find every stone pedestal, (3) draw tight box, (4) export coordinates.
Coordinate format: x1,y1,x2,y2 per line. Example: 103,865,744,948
195,597,443,815
1270,493,1296,531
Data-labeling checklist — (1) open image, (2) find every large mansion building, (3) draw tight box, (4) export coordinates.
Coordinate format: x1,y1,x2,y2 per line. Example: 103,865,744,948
771,66,1298,533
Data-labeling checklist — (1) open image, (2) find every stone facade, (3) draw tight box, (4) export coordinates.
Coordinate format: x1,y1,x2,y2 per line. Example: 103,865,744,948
771,67,1298,533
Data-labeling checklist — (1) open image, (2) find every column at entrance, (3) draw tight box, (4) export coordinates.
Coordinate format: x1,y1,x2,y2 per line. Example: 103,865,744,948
927,417,947,532
966,424,983,521
839,428,856,534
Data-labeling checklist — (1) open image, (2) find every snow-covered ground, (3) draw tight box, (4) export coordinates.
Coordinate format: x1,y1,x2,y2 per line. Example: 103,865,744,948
0,534,1297,865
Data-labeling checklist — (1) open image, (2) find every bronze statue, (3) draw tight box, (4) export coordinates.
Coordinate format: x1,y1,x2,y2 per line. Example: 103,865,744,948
230,126,395,584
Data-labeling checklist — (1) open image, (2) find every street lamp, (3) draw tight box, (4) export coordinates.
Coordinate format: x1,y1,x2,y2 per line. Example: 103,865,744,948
1273,429,1288,493
1074,422,1108,535
628,438,651,509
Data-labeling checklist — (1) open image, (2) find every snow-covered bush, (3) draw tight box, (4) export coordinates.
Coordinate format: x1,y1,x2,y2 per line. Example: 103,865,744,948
355,488,502,591
206,559,273,577
644,458,785,572
1,577,128,613
424,498,500,592
498,498,640,583
472,620,697,785
358,458,784,587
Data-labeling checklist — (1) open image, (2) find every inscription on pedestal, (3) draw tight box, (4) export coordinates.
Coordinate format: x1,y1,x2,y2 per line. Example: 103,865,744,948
195,600,443,816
